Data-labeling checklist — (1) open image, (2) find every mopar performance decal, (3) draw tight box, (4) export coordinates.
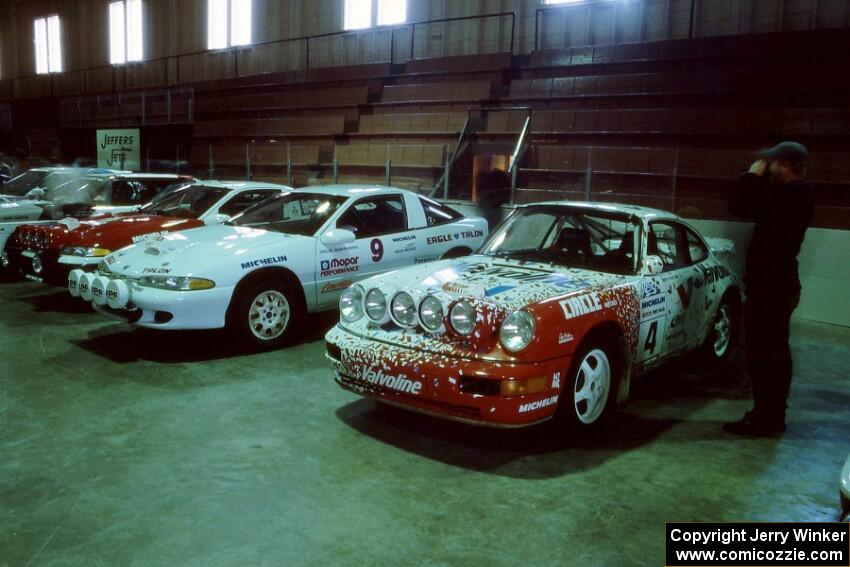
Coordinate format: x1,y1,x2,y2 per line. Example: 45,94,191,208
142,267,173,274
358,367,422,395
320,257,360,277
241,256,288,270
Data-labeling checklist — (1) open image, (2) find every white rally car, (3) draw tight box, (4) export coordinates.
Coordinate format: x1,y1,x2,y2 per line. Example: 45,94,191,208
70,185,488,349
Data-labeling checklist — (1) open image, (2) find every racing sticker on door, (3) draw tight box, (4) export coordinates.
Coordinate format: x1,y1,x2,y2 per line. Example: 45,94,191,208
370,238,384,262
636,278,668,363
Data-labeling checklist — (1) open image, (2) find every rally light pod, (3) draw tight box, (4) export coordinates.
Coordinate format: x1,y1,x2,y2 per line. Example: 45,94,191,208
91,276,110,306
78,272,96,301
106,278,131,309
68,269,84,297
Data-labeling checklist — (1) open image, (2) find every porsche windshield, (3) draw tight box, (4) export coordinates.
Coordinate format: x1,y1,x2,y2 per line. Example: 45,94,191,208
230,192,347,236
144,185,229,218
480,205,641,275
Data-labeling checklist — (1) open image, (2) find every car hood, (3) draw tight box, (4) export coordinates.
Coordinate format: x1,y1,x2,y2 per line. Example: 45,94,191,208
361,254,634,311
103,224,311,279
64,214,203,249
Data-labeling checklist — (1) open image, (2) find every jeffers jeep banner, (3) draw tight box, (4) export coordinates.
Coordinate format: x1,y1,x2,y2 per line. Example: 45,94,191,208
96,128,140,170
666,523,849,566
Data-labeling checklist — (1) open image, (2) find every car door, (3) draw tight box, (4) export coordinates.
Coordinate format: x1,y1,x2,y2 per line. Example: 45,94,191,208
644,221,695,360
316,193,414,308
683,226,716,347
414,195,484,262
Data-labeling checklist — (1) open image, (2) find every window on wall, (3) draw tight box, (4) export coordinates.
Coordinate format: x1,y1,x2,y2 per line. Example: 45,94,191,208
208,0,252,50
344,0,406,31
34,15,62,74
109,0,144,64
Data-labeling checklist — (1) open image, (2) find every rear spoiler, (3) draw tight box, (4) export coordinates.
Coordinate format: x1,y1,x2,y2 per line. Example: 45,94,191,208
704,237,735,254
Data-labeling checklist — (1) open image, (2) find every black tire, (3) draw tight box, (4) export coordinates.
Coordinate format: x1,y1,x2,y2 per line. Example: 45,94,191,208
841,492,849,519
226,277,305,351
698,295,737,367
0,242,22,282
554,335,620,429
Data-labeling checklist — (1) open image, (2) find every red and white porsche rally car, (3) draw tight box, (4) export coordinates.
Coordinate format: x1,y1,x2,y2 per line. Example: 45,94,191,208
326,202,740,428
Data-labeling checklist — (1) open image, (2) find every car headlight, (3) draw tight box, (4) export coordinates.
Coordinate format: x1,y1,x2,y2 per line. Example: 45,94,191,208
62,246,112,257
138,275,216,291
339,284,364,323
390,291,416,328
499,310,536,352
449,299,475,336
364,288,387,322
418,294,445,333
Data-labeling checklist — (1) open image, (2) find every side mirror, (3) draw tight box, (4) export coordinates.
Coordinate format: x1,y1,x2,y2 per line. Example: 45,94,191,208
26,187,46,200
206,213,231,225
644,255,664,275
320,228,356,247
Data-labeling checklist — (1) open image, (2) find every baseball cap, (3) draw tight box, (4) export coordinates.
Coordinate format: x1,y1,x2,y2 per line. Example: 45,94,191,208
757,141,809,163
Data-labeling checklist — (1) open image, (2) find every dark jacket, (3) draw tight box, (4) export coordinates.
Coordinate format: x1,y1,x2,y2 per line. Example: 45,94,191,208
729,173,814,295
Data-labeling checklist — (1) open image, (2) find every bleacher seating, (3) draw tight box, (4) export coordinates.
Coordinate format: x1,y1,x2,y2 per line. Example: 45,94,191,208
357,113,466,135
194,116,346,138
195,86,370,116
380,81,492,104
336,143,448,168
164,29,850,229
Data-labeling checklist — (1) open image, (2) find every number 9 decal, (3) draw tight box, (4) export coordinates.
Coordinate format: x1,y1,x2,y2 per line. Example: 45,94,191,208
370,238,384,263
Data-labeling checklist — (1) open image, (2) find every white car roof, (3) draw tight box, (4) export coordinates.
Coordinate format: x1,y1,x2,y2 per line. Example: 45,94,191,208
525,200,682,222
294,184,409,198
198,180,294,191
28,167,127,174
115,173,191,180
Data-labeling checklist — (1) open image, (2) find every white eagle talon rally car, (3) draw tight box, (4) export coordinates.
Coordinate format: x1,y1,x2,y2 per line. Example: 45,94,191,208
325,202,741,428
71,185,487,349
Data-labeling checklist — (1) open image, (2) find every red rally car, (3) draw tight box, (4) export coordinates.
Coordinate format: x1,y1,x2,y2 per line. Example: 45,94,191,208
325,202,740,428
9,181,288,285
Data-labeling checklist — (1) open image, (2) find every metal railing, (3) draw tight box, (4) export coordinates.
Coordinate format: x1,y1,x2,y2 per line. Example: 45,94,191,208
60,87,194,128
509,144,682,209
534,0,697,51
1,11,516,102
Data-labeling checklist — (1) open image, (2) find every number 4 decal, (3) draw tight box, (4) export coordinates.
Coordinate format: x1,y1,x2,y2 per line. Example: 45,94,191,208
644,321,658,353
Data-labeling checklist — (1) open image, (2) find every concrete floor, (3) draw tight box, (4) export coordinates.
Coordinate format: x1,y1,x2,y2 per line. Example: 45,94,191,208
1,279,848,567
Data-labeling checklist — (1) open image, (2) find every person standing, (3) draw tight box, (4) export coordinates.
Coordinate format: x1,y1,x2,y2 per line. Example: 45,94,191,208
724,141,814,437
